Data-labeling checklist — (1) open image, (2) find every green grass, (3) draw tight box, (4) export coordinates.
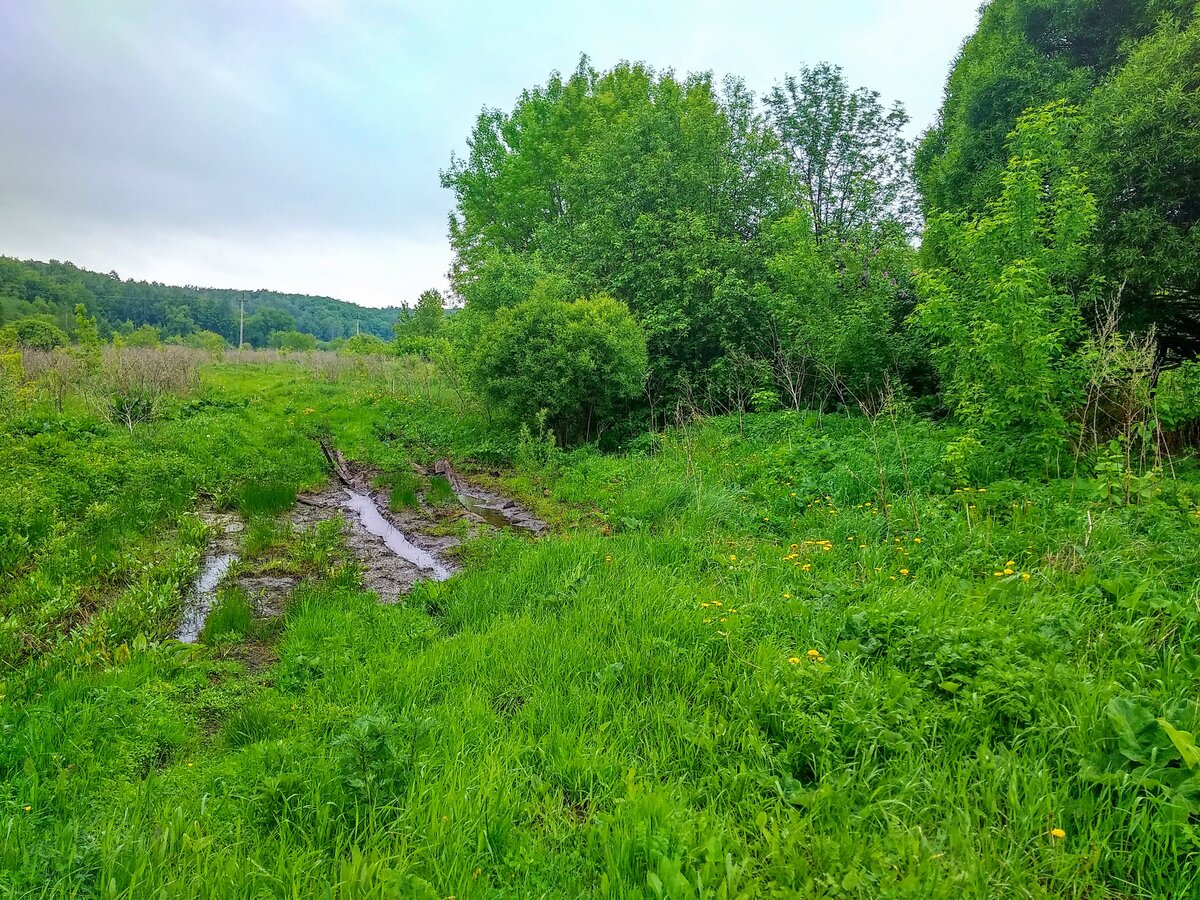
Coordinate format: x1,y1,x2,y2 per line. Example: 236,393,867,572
1,358,1197,897
200,588,253,643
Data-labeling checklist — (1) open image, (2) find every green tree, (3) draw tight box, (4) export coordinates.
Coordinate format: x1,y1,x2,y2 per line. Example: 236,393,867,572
472,294,648,445
340,333,388,355
11,318,67,350
412,289,445,337
244,308,297,347
443,59,792,393
268,330,318,352
1083,13,1200,363
124,325,161,348
765,63,914,240
916,103,1097,472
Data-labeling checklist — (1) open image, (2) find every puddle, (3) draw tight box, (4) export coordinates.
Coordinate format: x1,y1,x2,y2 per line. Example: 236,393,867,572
459,492,519,529
177,552,238,643
342,490,451,581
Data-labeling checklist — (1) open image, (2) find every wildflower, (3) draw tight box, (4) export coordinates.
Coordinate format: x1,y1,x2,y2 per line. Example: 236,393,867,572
801,564,811,572
1050,827,1066,839
23,805,31,811
712,600,722,607
899,569,909,576
701,602,710,608
729,554,737,561
703,618,712,624
788,657,801,664
913,537,922,543
859,544,867,549
817,656,825,663
604,554,613,562
806,649,820,659
1021,572,1031,581
783,593,792,599
994,571,1004,577
1006,560,1015,567
790,544,799,551
720,617,727,623
1003,568,1014,575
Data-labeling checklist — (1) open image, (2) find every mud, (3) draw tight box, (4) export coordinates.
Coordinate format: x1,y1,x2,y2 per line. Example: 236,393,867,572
432,459,548,534
289,482,458,603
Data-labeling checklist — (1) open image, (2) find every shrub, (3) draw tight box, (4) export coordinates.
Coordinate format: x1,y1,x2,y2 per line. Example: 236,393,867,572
11,318,67,351
472,294,648,445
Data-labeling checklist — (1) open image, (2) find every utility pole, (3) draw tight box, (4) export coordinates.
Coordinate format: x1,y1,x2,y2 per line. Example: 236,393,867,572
239,294,244,350
355,319,360,336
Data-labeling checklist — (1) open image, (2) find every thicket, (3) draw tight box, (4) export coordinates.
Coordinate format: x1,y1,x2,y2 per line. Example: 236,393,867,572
432,7,1200,467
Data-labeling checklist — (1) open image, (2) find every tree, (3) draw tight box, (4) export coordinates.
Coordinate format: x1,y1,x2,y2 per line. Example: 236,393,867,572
243,308,297,347
124,325,161,348
472,294,648,445
442,59,793,393
916,103,1097,472
340,333,388,355
759,211,917,406
1084,13,1200,364
11,318,67,350
412,289,445,337
766,63,915,240
268,330,317,352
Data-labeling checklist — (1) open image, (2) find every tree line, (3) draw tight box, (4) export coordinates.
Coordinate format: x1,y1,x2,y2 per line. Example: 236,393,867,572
0,257,403,349
428,2,1200,473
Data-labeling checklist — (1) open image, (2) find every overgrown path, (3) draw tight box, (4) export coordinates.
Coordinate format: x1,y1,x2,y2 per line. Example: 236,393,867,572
2,361,1198,899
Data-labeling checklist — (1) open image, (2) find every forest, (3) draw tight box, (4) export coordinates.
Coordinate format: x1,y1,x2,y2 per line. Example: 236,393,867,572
0,256,403,348
2,0,1200,897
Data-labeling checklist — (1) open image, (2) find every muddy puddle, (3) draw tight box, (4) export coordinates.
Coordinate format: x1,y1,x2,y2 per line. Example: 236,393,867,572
177,552,237,643
178,454,546,635
433,460,548,534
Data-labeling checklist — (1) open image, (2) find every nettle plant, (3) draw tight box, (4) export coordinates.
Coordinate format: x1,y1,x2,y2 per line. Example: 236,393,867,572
917,101,1099,474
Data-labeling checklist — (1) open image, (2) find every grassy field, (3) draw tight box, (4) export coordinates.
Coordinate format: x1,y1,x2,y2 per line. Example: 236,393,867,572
2,357,1198,898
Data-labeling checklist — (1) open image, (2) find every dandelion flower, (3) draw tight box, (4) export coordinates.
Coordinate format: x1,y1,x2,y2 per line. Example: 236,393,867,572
1021,572,1031,581
23,805,31,811
1003,568,1014,575
806,649,820,659
1050,827,1066,839
729,554,737,561
817,656,825,662
783,593,792,599
900,569,909,576
712,600,722,607
913,537,922,543
788,657,801,664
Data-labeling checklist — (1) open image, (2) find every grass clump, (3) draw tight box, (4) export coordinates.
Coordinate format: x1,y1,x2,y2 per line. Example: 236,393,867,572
200,588,253,643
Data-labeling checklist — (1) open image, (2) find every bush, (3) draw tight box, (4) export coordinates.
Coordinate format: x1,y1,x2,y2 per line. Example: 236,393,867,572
11,318,67,351
473,294,648,445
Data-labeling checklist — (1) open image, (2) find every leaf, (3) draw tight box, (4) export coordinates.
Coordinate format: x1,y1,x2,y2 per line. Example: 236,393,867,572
1106,697,1157,763
1158,718,1200,770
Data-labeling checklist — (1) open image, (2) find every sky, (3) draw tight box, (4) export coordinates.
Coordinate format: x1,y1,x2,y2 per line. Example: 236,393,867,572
0,0,982,309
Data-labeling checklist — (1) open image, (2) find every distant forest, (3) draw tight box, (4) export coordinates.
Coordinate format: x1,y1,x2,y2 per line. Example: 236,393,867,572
0,257,402,347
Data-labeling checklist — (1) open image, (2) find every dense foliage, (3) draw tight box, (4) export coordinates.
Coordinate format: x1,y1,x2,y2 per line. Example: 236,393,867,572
916,0,1200,362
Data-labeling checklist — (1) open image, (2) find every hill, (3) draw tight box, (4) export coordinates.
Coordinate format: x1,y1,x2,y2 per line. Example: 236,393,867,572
0,256,403,346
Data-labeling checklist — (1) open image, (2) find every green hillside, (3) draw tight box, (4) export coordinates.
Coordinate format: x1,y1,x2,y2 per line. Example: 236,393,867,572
0,256,403,346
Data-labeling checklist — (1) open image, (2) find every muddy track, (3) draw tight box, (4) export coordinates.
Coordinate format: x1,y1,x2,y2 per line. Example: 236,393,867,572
178,451,546,638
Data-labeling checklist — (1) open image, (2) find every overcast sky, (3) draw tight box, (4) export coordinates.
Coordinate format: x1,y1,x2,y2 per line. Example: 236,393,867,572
0,0,981,308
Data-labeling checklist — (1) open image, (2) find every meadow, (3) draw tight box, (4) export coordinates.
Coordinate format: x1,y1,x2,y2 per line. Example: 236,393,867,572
0,352,1196,898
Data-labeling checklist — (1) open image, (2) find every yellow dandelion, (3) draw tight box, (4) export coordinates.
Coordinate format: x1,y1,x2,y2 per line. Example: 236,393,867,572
1050,827,1065,839
1021,572,1031,581
806,649,820,659
1004,568,1014,575
788,656,801,664
729,554,737,561
900,569,909,576
23,805,31,811
913,537,922,543
783,593,792,599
